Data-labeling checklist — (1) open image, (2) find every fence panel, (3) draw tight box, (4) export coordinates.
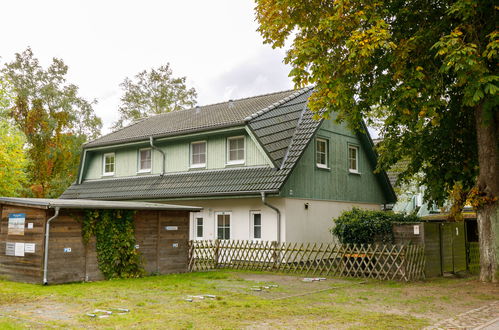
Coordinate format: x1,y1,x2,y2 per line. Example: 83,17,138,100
189,240,425,281
466,242,480,274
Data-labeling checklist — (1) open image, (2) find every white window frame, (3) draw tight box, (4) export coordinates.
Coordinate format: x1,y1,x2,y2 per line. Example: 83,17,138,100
215,211,231,240
250,211,262,240
137,148,152,173
316,138,329,169
195,217,203,239
226,136,245,165
348,145,359,173
190,141,207,168
102,153,115,176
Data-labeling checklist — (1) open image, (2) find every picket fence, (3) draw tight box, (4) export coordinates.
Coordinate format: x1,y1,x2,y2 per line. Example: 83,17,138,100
188,240,425,281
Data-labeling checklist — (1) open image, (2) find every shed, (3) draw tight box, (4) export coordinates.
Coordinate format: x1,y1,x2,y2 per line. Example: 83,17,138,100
0,198,201,284
393,221,466,277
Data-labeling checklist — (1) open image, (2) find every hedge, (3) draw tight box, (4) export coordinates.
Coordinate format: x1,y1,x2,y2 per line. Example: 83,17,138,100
331,208,420,244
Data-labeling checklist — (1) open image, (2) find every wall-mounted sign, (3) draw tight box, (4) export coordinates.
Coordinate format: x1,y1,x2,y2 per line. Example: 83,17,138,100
8,213,26,235
135,244,140,249
413,225,420,235
14,243,25,257
172,243,179,248
5,242,15,256
27,223,34,229
165,226,178,231
25,243,35,253
64,247,72,253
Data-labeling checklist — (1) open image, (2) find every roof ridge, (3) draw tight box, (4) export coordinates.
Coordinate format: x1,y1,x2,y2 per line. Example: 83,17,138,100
279,105,309,169
243,86,313,122
150,87,301,120
85,88,303,147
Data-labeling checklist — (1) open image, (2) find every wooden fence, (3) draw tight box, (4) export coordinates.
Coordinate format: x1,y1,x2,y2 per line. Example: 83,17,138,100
188,240,425,281
466,242,480,274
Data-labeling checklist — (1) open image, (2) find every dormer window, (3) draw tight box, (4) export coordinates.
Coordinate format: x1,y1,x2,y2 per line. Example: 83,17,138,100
138,148,152,173
103,153,115,176
227,136,245,165
190,141,206,168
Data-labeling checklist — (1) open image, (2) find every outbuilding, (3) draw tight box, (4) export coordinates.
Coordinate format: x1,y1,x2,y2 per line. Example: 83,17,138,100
0,197,201,284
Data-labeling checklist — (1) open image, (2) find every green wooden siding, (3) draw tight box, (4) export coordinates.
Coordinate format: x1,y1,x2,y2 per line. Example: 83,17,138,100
280,119,387,204
83,132,269,180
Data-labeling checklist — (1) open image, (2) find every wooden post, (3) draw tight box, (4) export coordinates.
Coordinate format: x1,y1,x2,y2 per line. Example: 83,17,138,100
271,240,279,270
156,211,160,274
214,239,220,269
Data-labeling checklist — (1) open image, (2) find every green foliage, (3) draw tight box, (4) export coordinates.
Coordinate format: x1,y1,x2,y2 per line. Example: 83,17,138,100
331,208,420,244
1,48,102,197
255,0,497,207
0,120,28,196
113,63,197,129
82,210,145,279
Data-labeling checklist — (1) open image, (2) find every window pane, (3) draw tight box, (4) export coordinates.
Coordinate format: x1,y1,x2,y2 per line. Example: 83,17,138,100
192,142,206,165
349,147,358,170
316,140,327,166
104,154,115,173
228,137,244,161
254,226,261,239
140,149,151,170
253,213,261,226
196,218,203,238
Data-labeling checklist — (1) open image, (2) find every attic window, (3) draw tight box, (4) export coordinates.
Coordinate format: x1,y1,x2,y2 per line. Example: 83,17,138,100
190,141,206,168
348,145,359,173
227,136,245,165
316,138,328,168
138,148,152,173
103,153,115,176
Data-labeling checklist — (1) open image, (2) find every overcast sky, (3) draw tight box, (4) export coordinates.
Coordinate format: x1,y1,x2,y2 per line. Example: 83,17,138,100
0,0,293,133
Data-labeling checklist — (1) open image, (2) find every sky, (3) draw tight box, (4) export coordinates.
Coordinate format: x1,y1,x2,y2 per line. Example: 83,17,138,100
0,0,294,133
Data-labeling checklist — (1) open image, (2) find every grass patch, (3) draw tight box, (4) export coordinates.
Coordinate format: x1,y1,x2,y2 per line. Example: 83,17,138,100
0,271,496,329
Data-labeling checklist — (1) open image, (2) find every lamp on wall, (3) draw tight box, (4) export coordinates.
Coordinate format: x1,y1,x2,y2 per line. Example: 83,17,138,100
304,203,309,210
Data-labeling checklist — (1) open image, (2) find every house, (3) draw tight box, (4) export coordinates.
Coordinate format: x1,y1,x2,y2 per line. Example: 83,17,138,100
61,87,396,243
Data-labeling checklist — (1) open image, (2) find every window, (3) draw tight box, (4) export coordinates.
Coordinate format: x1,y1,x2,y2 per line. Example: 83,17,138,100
103,153,115,176
190,141,206,168
316,138,328,168
348,145,359,173
196,217,203,238
138,148,152,172
227,136,245,165
251,212,262,240
216,212,231,240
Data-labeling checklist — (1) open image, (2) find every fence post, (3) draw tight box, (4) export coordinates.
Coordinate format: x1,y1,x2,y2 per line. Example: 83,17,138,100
271,240,279,270
214,239,220,269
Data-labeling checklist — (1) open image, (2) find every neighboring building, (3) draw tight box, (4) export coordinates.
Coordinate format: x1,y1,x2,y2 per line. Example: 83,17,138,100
61,87,396,243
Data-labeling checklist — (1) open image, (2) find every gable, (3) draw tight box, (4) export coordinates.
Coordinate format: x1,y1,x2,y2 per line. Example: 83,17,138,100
280,118,396,204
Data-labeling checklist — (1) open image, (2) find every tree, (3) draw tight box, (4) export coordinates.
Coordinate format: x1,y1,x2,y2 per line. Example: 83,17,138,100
256,0,498,281
0,79,28,196
112,64,197,129
1,48,102,197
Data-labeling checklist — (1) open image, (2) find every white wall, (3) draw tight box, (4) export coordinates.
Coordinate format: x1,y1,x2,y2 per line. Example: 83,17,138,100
162,197,285,241
283,198,382,243
160,197,381,243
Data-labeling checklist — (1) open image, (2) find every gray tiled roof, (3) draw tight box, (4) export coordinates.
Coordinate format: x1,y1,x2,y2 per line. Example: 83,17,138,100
61,88,322,200
85,89,303,148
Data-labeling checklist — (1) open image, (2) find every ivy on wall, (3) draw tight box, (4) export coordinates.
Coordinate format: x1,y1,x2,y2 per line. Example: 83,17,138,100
82,210,145,279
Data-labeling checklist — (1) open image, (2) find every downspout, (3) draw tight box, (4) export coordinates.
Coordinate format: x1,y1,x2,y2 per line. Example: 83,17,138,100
261,192,281,243
150,136,166,176
43,207,60,285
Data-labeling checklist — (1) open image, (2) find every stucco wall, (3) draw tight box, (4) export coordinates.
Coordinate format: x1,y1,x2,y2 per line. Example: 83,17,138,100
162,197,285,241
283,198,381,243
160,197,381,243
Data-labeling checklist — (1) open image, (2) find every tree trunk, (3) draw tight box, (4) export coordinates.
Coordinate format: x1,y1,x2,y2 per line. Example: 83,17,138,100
475,104,499,283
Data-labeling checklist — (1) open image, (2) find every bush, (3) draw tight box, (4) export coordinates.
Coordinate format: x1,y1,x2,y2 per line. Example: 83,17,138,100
331,208,420,244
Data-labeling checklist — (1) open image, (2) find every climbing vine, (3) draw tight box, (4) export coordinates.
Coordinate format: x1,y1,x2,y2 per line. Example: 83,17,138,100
82,210,145,279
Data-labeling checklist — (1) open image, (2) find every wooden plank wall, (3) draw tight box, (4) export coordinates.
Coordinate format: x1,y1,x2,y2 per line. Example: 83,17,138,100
0,205,47,284
46,210,87,284
0,206,190,284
